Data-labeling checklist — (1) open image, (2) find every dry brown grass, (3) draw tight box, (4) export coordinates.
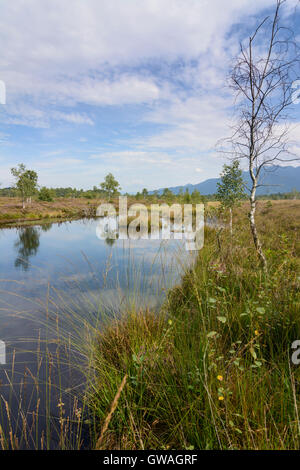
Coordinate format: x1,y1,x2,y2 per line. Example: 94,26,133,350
0,195,220,227
0,197,101,226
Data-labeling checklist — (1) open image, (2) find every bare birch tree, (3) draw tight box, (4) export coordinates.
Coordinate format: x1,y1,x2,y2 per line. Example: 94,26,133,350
226,0,300,270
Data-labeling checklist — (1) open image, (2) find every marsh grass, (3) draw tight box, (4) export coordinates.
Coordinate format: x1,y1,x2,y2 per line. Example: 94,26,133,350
0,285,93,450
0,201,299,450
0,237,186,449
89,201,300,450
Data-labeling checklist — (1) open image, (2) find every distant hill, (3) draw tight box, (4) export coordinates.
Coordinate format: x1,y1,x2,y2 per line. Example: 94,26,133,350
151,165,300,195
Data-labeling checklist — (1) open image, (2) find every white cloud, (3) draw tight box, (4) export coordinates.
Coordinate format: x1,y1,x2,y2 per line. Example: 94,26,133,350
52,112,94,126
0,0,277,109
90,150,172,166
0,0,299,190
0,1,274,72
0,104,95,128
140,94,234,155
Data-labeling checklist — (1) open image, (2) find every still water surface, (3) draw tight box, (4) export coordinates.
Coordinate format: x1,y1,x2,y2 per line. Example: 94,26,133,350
0,217,193,448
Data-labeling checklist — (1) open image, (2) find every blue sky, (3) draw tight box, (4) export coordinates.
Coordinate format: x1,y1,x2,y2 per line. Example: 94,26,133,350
0,0,299,192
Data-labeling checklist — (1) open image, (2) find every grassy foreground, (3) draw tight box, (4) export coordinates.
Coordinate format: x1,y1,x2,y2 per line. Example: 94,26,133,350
90,200,300,450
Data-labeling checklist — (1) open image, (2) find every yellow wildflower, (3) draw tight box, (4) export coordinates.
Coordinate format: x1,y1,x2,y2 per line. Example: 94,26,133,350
255,330,259,336
217,375,223,381
218,396,224,401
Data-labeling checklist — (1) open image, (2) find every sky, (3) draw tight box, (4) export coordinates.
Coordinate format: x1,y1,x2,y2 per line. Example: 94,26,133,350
0,0,300,192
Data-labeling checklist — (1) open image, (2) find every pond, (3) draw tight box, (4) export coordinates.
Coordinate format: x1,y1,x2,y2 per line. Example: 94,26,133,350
0,217,195,449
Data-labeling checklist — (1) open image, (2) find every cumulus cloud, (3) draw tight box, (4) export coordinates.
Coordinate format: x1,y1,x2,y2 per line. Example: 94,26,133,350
0,0,277,107
0,0,299,189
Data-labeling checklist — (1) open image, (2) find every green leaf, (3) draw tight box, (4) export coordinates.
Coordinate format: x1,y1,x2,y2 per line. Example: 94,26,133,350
217,287,226,293
249,347,257,360
207,331,218,338
217,316,227,323
256,307,265,315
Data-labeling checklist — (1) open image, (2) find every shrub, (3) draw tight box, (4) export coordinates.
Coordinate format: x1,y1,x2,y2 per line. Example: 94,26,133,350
38,187,54,202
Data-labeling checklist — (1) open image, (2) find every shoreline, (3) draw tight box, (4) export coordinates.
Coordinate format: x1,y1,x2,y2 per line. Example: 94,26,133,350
0,214,95,229
0,197,100,228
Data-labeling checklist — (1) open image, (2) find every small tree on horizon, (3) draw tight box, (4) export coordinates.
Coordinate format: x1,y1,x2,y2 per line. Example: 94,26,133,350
11,164,38,209
183,188,191,203
39,186,54,202
142,188,148,198
162,188,174,202
191,189,202,203
100,173,121,200
216,160,245,235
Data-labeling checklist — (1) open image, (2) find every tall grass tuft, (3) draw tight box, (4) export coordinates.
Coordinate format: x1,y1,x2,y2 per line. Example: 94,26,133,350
89,201,300,450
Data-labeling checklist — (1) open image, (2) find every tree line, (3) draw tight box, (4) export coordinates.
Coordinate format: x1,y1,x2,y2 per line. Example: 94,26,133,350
0,164,227,204
1,162,299,206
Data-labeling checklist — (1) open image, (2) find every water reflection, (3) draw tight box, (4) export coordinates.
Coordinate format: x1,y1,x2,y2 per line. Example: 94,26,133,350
0,217,193,448
14,226,41,271
40,223,53,232
105,236,117,247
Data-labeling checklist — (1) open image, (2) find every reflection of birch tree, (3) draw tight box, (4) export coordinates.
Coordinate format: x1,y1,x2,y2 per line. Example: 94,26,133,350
14,227,40,271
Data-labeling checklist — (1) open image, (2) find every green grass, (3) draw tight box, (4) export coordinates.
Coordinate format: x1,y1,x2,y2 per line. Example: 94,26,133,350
0,200,299,450
89,202,300,450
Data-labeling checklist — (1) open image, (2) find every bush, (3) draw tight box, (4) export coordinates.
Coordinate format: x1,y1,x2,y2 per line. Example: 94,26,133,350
38,187,54,202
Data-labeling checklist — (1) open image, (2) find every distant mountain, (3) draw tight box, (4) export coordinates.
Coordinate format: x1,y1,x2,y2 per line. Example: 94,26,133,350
151,165,300,196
